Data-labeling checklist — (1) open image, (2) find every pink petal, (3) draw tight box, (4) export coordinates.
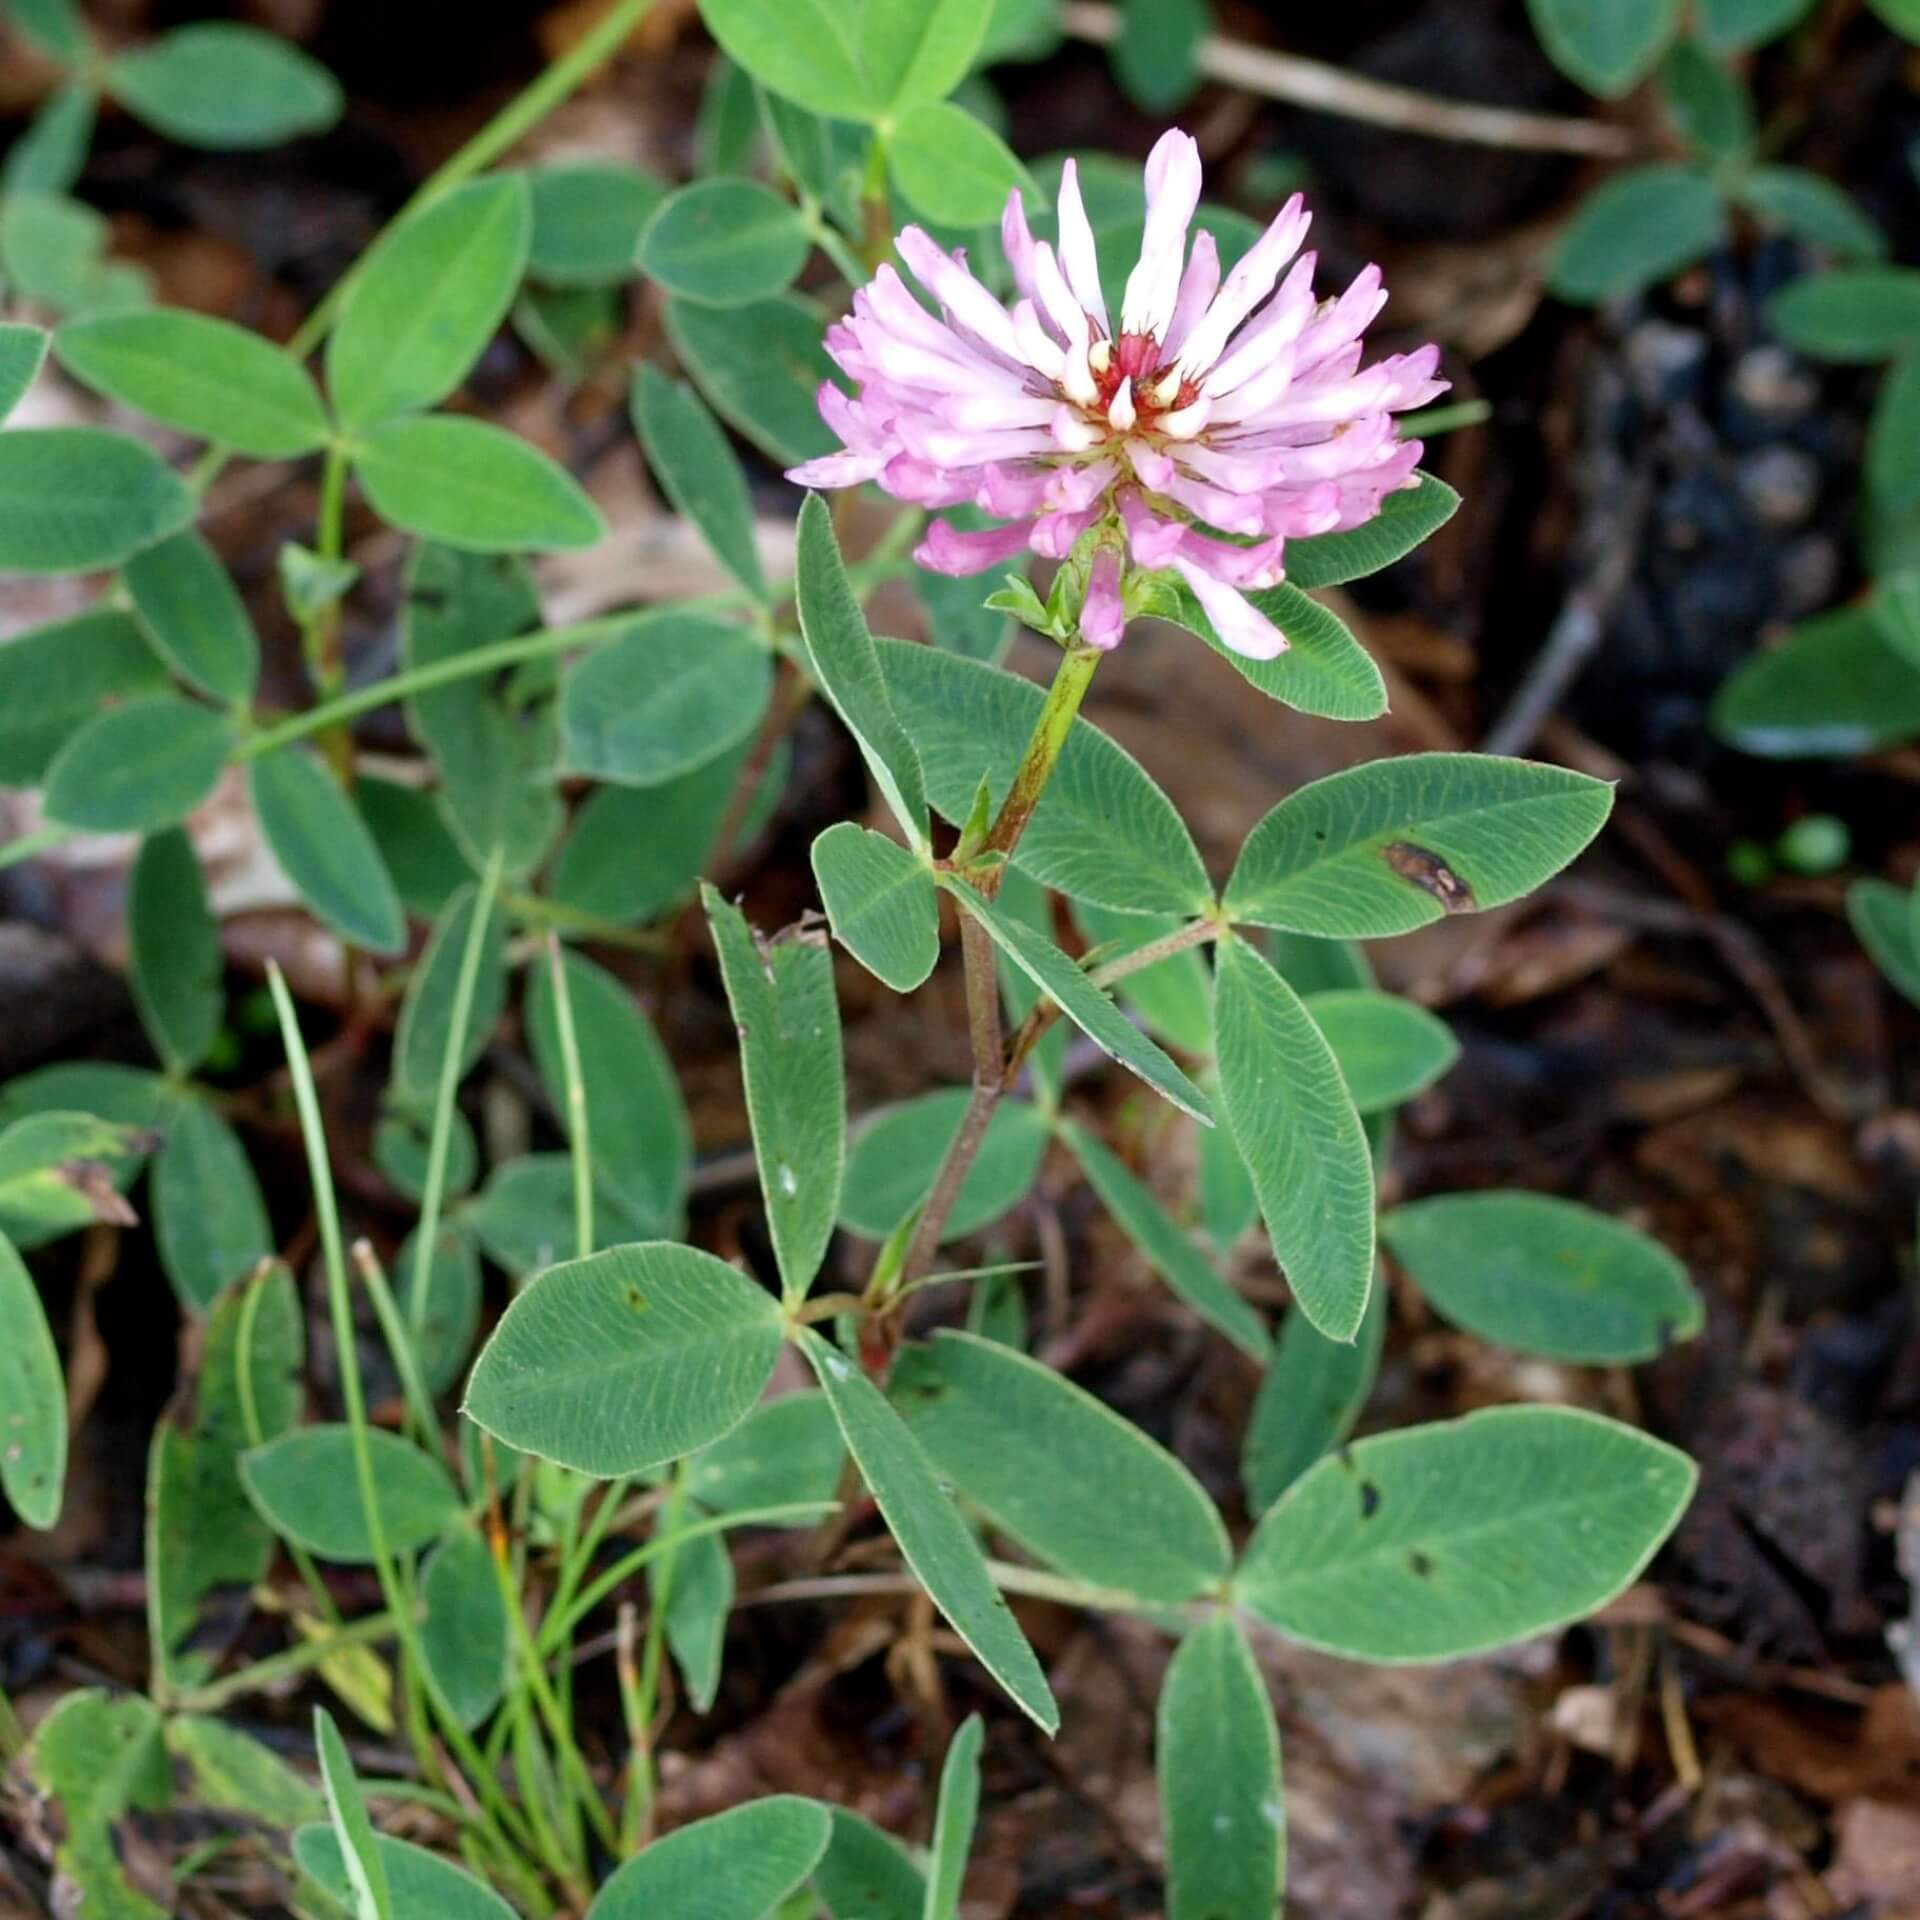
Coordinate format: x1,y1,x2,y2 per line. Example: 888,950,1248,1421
916,516,1038,576
1172,557,1288,659
1175,193,1310,380
1121,129,1203,340
1119,490,1188,568
1175,527,1287,589
1161,230,1220,359
1002,189,1040,301
1080,547,1126,650
1055,159,1109,333
896,227,1022,362
1030,502,1103,559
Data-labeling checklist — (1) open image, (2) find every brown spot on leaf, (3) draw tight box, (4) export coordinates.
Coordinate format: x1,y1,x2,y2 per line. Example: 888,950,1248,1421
1382,842,1477,913
1408,1550,1435,1577
1360,1481,1382,1519
57,1160,138,1227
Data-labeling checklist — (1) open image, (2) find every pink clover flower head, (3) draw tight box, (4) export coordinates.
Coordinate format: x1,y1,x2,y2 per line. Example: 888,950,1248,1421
786,129,1447,660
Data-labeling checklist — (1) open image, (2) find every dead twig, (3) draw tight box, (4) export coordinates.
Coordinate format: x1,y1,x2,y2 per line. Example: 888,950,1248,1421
1059,1,1635,159
1482,474,1653,758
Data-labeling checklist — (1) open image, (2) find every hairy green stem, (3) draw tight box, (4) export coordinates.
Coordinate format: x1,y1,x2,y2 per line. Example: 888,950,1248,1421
976,642,1103,885
237,614,633,759
892,642,1105,1290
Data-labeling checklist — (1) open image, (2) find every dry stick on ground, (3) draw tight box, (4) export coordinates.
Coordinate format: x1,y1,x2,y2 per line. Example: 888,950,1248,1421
1058,1,1636,158
1482,474,1655,759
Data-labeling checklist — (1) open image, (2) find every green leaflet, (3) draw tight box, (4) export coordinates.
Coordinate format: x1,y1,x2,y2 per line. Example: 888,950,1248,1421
810,822,941,992
630,363,766,600
1236,1405,1697,1661
640,177,813,305
461,1155,654,1280
126,827,223,1075
1157,1615,1283,1920
1711,604,1920,757
1243,1281,1386,1511
7,0,89,63
525,949,690,1232
665,293,838,465
0,608,168,785
584,1798,831,1919
151,1098,273,1312
528,163,666,287
400,542,562,878
813,1807,927,1920
397,1222,483,1391
924,1715,984,1920
805,1329,1059,1731
250,746,407,954
659,1518,733,1711
124,530,261,705
44,694,233,834
56,308,330,456
1163,578,1389,723
0,1229,66,1528
1851,877,1920,1007
147,1264,302,1691
390,883,507,1108
353,415,605,553
703,886,846,1301
1526,0,1677,94
699,0,990,117
1213,935,1374,1342
559,612,771,785
1224,751,1615,938
547,740,750,923
327,176,530,428
463,1243,784,1475
1735,167,1881,261
1112,0,1207,109
1380,1191,1704,1363
313,1709,393,1920
164,1715,325,1831
106,23,341,148
295,1826,514,1920
891,102,1033,226
795,494,930,845
1870,351,1920,512
685,1390,847,1512
1768,266,1920,362
893,1330,1232,1603
1547,165,1723,304
240,1426,463,1562
420,1522,510,1728
23,1690,171,1920
0,1111,157,1244
1304,988,1460,1115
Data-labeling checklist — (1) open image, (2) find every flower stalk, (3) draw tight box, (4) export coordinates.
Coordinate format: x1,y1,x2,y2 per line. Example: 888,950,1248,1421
890,639,1105,1298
